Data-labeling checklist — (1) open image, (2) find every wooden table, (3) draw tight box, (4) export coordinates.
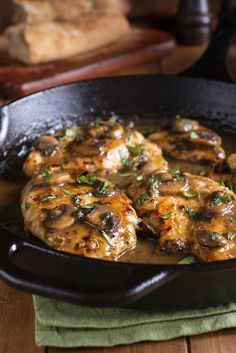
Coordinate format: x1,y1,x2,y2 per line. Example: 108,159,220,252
1,44,236,353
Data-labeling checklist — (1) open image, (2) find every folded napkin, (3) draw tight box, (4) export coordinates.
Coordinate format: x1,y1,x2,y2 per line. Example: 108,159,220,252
33,295,236,347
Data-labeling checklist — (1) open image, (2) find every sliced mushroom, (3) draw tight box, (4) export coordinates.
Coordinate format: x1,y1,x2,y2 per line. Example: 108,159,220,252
34,135,59,157
227,154,236,172
155,173,189,195
43,204,75,230
205,191,234,215
196,229,227,248
85,205,121,233
70,139,104,157
172,117,200,133
184,129,221,147
87,122,124,140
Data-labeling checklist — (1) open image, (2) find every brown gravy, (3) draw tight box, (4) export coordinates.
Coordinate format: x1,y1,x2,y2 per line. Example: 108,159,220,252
0,129,235,265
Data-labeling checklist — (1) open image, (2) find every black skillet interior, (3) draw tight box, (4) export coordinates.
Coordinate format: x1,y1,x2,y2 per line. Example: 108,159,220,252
1,7,236,311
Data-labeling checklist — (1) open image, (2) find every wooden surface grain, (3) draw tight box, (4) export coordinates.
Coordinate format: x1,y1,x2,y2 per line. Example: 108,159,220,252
1,43,236,353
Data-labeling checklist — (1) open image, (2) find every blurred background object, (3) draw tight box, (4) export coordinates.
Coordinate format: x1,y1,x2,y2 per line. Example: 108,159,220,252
0,0,234,100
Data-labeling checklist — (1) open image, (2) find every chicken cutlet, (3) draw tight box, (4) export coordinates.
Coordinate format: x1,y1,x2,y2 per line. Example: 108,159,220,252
127,172,236,262
23,119,168,178
21,168,139,261
148,116,226,165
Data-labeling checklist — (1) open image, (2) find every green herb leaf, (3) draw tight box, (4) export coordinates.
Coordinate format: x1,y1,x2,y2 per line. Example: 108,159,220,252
63,158,69,165
95,121,101,128
119,172,135,177
228,215,235,223
119,150,132,167
59,128,81,140
199,170,206,176
79,175,97,185
42,168,51,181
176,116,192,129
190,131,200,139
211,232,221,240
212,195,233,206
178,256,196,265
219,180,226,187
127,145,144,156
99,180,110,194
100,230,116,249
40,194,58,203
183,191,199,199
143,126,160,136
23,203,32,210
108,115,118,124
161,212,172,220
171,165,180,174
226,232,234,241
63,189,74,195
136,175,143,181
81,204,95,209
186,207,197,218
136,193,149,207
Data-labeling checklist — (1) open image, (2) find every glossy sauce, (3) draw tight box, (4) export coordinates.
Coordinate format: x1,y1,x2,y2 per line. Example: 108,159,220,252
0,128,235,265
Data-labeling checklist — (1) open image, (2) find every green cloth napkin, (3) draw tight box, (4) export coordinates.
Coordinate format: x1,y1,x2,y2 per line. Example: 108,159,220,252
34,296,236,348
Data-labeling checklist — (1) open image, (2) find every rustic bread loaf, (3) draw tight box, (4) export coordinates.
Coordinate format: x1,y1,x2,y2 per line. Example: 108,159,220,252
6,10,130,64
13,0,129,24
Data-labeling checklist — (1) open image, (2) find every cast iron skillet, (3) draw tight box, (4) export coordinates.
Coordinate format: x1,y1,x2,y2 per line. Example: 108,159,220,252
0,8,236,311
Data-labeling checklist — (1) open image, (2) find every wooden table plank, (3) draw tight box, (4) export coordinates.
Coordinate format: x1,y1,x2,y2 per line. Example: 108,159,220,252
0,280,44,353
190,329,236,353
49,338,188,353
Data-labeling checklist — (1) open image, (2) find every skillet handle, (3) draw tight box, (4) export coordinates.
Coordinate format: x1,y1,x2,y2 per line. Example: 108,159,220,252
181,4,236,82
0,228,181,307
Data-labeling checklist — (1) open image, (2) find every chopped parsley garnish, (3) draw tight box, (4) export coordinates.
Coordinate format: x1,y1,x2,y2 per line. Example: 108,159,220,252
42,168,51,181
190,131,200,139
63,158,69,165
119,172,135,177
23,203,32,210
199,170,206,176
127,145,144,156
79,175,97,185
211,232,221,240
128,132,134,144
59,128,81,140
63,189,74,195
108,115,118,124
228,215,235,223
143,126,160,136
219,180,226,187
136,175,143,181
95,120,101,128
161,212,172,220
176,116,192,129
178,256,196,265
100,230,116,249
212,195,233,206
183,191,199,199
40,194,59,203
81,204,95,209
226,232,234,241
171,165,180,174
186,207,197,218
119,150,132,167
99,180,110,194
136,193,149,207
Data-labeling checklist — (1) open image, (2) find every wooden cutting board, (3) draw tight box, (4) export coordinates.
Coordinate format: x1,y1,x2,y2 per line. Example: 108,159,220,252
0,27,175,99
